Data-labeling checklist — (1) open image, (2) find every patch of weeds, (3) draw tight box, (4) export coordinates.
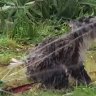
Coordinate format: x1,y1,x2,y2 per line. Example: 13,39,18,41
12,19,70,44
20,89,65,96
15,86,96,96
28,20,70,44
0,37,22,50
0,37,27,65
0,52,22,65
72,86,96,96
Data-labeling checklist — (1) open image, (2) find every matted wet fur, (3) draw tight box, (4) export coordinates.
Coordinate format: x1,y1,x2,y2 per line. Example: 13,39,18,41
26,16,96,89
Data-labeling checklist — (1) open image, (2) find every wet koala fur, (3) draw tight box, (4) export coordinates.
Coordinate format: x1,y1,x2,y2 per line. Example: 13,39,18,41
26,16,96,89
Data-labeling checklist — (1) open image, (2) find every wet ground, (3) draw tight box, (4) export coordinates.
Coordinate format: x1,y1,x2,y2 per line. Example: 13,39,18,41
0,50,96,89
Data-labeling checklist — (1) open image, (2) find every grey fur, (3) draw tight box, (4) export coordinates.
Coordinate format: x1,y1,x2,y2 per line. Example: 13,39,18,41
25,17,96,89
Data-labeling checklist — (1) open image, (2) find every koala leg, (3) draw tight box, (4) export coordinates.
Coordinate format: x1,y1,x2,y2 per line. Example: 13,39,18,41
69,65,91,85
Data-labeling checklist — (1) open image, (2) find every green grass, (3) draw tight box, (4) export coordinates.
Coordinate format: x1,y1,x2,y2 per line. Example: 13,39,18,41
1,86,96,96
0,37,28,65
21,90,64,96
0,18,96,96
0,0,96,95
12,19,70,44
72,86,96,96
0,36,96,96
0,48,96,96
